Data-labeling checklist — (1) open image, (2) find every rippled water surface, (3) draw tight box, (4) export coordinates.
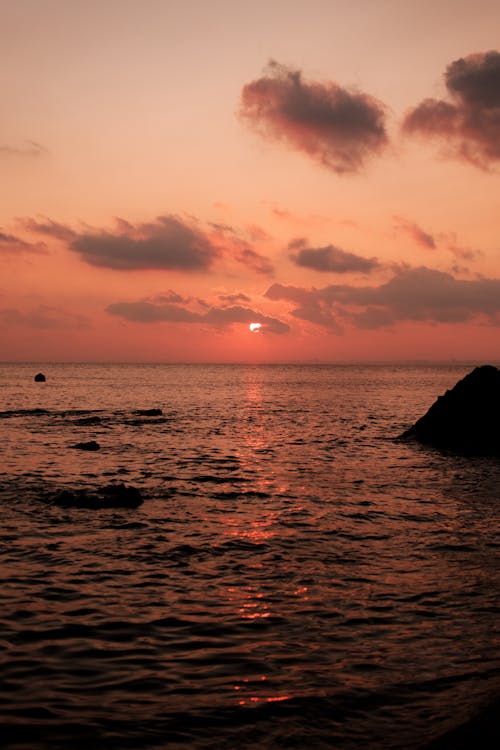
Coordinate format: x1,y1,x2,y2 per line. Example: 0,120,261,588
0,363,499,749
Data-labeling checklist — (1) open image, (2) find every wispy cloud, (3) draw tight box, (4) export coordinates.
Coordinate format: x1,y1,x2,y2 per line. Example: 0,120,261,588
0,141,47,158
403,50,500,168
0,305,90,329
209,223,274,276
394,216,436,250
218,292,252,304
240,60,388,174
0,229,47,255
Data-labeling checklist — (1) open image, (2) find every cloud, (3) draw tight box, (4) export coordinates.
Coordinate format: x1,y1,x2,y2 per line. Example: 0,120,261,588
209,222,274,276
18,217,77,243
106,301,200,323
24,214,275,275
218,292,251,304
0,229,47,255
0,305,90,329
394,217,436,250
266,267,500,332
23,215,217,271
289,237,379,273
0,141,47,158
240,60,388,174
72,216,218,271
234,245,274,275
153,290,188,304
203,305,289,333
106,297,290,334
403,50,500,168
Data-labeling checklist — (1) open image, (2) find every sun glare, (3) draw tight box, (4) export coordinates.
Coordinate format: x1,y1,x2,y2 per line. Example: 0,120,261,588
249,323,262,333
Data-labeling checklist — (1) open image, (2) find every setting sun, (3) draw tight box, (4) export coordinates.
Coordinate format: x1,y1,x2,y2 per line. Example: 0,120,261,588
249,323,262,333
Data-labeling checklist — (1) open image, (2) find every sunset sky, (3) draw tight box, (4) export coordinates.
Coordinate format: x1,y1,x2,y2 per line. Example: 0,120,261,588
2,0,500,363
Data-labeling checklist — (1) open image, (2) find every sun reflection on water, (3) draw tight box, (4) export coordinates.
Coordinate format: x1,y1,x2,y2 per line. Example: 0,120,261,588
233,676,292,707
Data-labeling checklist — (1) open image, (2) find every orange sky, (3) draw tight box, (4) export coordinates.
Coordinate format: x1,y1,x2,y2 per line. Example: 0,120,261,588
1,0,500,362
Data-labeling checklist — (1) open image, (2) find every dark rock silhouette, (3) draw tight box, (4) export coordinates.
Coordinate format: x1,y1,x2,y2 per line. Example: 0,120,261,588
72,440,100,451
34,373,46,382
49,483,143,509
402,365,500,456
134,408,163,416
74,415,102,426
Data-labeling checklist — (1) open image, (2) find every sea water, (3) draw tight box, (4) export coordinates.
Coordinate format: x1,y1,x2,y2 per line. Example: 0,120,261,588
0,363,499,749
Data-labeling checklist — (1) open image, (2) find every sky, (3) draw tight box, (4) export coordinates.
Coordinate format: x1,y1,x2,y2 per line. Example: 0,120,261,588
2,0,500,363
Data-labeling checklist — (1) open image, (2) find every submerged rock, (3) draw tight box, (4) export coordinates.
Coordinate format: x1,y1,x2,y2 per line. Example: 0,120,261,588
49,483,143,509
74,416,102,426
401,365,500,456
72,440,100,451
34,373,46,382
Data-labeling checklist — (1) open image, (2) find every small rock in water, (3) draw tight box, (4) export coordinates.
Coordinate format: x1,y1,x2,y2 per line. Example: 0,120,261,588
34,373,46,382
49,483,143,509
401,364,500,456
134,408,163,416
72,440,101,451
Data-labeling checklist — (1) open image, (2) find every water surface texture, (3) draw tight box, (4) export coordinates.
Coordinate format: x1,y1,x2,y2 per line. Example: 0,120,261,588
0,363,499,749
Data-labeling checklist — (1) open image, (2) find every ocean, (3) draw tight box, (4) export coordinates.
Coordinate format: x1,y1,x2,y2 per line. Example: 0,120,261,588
0,362,499,749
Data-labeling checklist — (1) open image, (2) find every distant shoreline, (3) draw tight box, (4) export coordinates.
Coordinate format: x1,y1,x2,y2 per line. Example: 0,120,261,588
1,360,499,367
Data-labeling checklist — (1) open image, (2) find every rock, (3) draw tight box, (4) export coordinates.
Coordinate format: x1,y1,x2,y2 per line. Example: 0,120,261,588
49,483,143,509
72,440,100,451
34,373,46,382
74,416,102,426
134,408,163,416
401,365,500,456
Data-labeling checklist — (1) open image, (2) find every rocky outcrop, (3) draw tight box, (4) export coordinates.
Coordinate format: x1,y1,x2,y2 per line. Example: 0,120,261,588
134,408,163,416
72,440,100,451
49,483,143,509
402,365,500,456
34,373,46,382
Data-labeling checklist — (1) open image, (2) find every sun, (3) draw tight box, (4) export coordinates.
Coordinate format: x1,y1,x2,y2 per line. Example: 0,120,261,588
249,322,262,333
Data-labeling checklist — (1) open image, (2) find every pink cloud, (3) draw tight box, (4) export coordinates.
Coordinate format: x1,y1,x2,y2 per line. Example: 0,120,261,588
394,217,436,250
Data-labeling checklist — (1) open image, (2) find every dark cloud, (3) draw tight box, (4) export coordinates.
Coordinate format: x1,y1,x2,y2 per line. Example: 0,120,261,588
403,51,500,167
266,267,500,332
24,215,274,275
23,215,217,271
71,216,217,271
0,229,46,255
289,238,379,273
203,305,289,333
394,217,436,250
240,60,388,174
0,305,90,329
106,298,290,334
